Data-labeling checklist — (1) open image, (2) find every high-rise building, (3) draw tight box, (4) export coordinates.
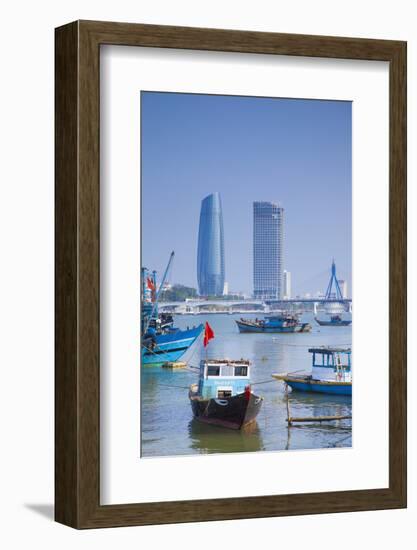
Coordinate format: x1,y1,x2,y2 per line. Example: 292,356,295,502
338,279,348,299
197,192,225,296
253,201,284,299
283,270,291,300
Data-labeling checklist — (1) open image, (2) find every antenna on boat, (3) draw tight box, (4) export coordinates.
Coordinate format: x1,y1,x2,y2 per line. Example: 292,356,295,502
144,251,175,332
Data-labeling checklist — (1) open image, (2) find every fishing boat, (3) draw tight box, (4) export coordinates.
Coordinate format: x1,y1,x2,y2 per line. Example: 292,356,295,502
315,314,351,327
236,313,311,334
189,359,263,429
147,312,175,332
272,346,352,395
141,251,204,366
142,324,203,365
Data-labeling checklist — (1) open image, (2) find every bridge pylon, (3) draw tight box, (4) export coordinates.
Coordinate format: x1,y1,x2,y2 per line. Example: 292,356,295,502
324,259,344,301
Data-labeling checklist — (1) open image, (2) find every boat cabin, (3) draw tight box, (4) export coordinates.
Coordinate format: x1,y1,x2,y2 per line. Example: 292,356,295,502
197,359,251,400
308,347,352,382
265,312,298,326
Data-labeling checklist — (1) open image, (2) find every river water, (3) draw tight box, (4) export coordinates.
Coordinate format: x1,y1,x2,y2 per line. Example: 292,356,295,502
141,312,352,457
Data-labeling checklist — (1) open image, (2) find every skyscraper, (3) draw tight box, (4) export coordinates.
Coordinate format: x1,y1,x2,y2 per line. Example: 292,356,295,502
283,270,291,300
197,192,225,296
253,201,284,299
338,279,348,299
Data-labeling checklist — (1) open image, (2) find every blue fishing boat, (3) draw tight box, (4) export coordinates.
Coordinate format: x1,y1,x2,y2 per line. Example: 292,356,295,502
236,313,311,334
189,359,263,429
272,347,352,395
141,251,204,366
142,324,203,365
315,314,352,327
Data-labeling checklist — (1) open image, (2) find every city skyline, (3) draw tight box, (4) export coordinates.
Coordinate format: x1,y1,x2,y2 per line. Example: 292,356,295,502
141,91,352,295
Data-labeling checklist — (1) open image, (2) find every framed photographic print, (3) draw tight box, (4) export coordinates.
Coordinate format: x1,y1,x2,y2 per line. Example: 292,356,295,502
55,20,406,528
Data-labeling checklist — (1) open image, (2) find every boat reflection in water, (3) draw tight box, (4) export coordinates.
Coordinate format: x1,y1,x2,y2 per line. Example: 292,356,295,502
284,391,352,450
287,391,352,420
188,419,264,454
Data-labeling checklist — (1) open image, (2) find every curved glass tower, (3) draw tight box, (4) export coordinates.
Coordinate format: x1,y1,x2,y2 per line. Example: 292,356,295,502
197,193,225,296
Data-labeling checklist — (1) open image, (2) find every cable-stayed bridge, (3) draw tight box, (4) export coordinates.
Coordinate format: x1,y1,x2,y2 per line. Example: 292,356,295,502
159,260,351,315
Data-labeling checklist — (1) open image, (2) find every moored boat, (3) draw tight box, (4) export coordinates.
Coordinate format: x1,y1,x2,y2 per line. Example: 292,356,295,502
272,346,352,396
236,313,311,334
141,251,204,365
142,324,204,365
189,359,263,429
315,315,351,327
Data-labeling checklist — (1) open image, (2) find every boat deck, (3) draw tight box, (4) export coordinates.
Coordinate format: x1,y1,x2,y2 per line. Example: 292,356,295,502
272,373,351,386
201,358,251,365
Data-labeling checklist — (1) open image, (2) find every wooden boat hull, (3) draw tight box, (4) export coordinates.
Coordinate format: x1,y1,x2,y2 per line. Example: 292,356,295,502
315,317,352,327
142,324,203,365
189,391,263,429
278,376,352,396
236,320,311,334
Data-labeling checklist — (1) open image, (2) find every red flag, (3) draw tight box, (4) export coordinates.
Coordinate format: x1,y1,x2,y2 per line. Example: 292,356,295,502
146,277,156,291
203,322,214,347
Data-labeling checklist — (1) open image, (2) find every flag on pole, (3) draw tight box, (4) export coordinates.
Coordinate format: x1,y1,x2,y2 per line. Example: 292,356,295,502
146,277,156,291
203,321,214,347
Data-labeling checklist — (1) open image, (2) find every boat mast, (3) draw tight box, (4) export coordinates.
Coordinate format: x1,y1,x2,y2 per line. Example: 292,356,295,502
144,251,175,332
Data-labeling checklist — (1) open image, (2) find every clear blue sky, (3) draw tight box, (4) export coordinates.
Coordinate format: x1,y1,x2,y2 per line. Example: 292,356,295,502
141,92,351,296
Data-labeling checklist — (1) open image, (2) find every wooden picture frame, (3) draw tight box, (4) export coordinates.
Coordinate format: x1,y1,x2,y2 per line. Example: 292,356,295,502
55,20,407,529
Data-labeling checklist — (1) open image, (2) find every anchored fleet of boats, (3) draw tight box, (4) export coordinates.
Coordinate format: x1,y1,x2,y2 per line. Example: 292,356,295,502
142,253,352,431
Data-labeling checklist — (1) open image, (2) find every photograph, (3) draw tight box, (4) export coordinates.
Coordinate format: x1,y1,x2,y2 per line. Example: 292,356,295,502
0,0,410,539
140,91,352,457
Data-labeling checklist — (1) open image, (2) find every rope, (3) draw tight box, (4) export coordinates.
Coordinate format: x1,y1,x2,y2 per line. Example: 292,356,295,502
142,344,178,362
329,433,353,447
251,379,277,386
181,331,203,365
157,383,190,390
272,342,352,348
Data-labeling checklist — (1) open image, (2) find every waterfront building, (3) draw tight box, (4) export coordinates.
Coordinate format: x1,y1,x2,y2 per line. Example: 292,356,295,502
197,192,225,296
223,281,229,296
338,279,348,299
283,270,291,300
253,201,284,299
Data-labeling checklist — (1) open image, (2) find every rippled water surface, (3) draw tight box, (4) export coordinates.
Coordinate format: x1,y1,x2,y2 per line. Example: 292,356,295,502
141,312,352,457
